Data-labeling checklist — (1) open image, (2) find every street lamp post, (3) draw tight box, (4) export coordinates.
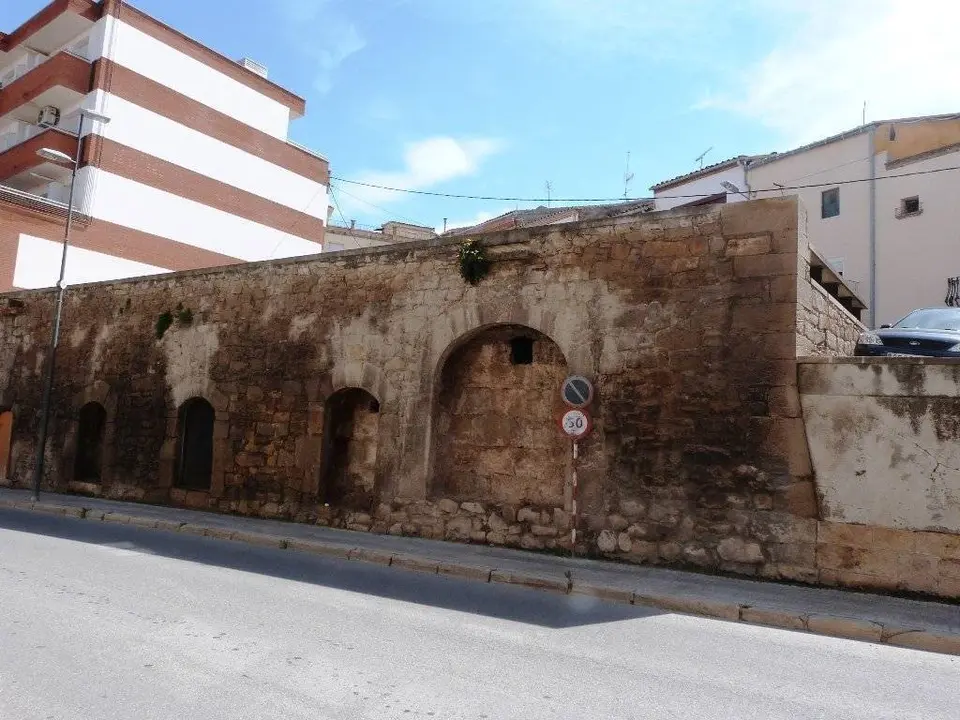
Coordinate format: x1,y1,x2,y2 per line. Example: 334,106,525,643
30,109,110,500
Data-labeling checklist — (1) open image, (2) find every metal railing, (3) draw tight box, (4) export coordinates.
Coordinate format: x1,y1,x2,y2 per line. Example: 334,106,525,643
947,277,960,307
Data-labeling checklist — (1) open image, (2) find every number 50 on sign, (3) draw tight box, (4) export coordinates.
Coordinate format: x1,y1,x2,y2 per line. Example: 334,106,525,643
559,409,592,440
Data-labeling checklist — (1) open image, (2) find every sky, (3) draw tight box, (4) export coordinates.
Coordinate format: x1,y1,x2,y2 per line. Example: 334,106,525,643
5,0,960,231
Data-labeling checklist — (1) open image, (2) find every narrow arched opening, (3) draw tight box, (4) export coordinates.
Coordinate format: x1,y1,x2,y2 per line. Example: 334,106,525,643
74,402,107,482
319,388,380,509
176,397,215,491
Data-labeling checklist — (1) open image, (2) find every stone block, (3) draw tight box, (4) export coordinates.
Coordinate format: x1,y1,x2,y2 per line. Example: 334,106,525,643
806,615,883,643
818,522,873,549
531,524,558,537
682,544,711,565
460,501,485,515
620,499,646,519
517,507,540,524
725,235,772,257
608,514,629,531
896,554,939,594
488,513,509,532
717,538,764,564
886,631,960,656
520,534,545,550
552,509,570,528
617,533,632,553
733,253,797,279
628,540,658,561
597,529,617,553
445,515,473,540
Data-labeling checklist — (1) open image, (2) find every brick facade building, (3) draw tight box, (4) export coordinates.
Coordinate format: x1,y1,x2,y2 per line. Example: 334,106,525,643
0,0,329,290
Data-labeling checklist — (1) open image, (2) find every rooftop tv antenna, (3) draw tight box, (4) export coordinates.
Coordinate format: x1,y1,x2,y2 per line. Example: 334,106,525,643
623,151,635,200
695,146,714,170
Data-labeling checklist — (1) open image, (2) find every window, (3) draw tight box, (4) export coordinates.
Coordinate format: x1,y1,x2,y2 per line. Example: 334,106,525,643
510,337,534,365
897,196,922,218
821,188,840,218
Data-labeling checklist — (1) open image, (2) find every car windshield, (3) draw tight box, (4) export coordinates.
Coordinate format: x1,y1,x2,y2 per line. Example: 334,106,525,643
894,309,960,330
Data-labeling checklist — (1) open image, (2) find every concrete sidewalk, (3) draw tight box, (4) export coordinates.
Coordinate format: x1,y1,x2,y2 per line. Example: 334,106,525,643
2,488,958,655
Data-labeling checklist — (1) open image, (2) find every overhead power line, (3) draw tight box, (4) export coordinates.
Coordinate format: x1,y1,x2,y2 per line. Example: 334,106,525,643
329,163,960,204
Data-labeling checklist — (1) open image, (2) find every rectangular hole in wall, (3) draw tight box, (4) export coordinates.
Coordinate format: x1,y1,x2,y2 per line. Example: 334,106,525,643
510,337,534,365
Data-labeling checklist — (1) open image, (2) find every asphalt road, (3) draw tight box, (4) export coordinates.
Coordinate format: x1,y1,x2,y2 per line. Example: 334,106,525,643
1,509,958,720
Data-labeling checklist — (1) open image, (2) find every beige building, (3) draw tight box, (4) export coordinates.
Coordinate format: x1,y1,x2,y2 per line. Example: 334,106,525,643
652,114,960,326
323,221,437,252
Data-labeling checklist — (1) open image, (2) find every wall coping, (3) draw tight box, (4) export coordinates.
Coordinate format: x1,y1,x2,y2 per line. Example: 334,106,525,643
0,197,798,300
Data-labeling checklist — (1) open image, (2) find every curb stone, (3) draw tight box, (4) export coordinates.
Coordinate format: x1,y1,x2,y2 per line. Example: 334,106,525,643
739,606,806,631
3,496,959,656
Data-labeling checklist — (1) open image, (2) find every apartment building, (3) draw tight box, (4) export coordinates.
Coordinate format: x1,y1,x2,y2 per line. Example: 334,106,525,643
651,114,960,326
0,0,330,291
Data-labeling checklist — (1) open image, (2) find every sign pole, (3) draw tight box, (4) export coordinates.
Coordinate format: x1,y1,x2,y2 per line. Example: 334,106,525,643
571,440,578,556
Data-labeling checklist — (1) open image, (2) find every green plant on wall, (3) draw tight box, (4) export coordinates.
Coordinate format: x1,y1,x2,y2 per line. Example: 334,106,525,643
156,304,194,339
458,239,491,285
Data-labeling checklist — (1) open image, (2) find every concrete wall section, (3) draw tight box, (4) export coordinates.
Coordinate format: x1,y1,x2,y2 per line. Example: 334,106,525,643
800,358,960,534
90,17,291,138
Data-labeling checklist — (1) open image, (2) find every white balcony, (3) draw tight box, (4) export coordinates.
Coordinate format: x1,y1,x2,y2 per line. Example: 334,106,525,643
0,120,43,153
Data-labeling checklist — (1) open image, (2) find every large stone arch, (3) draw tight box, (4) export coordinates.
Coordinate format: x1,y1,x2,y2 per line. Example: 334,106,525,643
429,323,571,508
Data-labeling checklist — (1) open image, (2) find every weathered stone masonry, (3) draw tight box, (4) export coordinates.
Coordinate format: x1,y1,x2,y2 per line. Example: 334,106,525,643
0,198,869,585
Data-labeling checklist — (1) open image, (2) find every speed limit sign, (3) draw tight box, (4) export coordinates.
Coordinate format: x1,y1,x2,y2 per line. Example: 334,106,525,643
559,408,592,440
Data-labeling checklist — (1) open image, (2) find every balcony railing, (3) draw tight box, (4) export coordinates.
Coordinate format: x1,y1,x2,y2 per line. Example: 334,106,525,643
947,277,960,307
0,113,80,155
0,51,45,89
0,120,43,153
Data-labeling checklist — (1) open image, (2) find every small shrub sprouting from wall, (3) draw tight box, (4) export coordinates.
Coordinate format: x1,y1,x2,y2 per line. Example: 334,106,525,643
155,303,195,340
458,239,491,285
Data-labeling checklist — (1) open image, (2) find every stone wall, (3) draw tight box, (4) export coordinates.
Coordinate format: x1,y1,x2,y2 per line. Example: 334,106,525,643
796,281,865,357
800,358,960,597
0,198,865,586
795,212,865,357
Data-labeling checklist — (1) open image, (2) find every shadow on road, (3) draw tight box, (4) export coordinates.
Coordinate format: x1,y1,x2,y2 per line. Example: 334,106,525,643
0,508,663,629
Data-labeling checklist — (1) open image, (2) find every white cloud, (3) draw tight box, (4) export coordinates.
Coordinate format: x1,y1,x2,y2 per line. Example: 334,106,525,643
700,0,960,145
277,0,365,94
335,136,505,216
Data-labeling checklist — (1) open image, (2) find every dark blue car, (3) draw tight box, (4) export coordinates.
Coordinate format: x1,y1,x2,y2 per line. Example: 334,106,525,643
854,307,960,357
